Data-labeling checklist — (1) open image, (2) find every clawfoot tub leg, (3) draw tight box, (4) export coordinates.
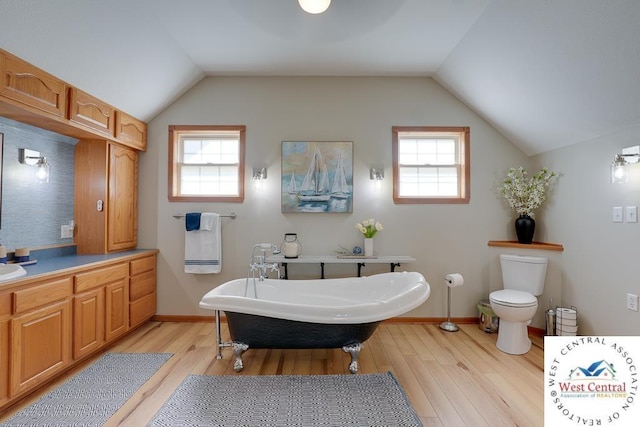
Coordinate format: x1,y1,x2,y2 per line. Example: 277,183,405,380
232,342,249,372
342,342,364,374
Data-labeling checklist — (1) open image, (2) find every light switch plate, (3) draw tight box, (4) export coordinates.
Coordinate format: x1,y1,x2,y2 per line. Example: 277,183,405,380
626,206,638,223
613,206,623,223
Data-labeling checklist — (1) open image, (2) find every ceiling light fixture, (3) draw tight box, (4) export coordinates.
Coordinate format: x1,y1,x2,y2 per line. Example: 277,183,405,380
298,0,331,14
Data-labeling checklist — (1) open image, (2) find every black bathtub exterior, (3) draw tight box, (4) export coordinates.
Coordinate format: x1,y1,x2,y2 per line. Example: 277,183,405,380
225,311,381,349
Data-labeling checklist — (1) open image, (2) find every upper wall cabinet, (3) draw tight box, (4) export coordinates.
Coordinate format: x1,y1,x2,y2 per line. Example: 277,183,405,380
115,111,147,151
68,88,116,137
0,49,146,151
0,50,67,119
74,140,138,254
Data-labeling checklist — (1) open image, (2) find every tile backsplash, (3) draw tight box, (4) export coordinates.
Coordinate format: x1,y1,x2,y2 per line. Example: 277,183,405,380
0,116,77,251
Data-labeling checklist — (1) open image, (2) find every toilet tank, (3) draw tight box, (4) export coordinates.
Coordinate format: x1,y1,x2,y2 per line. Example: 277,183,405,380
500,254,548,296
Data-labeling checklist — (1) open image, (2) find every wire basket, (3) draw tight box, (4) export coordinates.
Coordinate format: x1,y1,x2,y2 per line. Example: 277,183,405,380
555,306,578,336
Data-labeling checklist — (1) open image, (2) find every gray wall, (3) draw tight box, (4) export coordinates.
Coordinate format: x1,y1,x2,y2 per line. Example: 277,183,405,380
0,116,76,251
140,76,536,322
534,126,640,335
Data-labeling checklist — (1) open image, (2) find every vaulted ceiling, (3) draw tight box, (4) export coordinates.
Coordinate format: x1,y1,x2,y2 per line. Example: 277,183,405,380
1,0,639,155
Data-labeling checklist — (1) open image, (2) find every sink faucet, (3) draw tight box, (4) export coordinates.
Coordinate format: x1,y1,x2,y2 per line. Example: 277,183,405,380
248,243,281,281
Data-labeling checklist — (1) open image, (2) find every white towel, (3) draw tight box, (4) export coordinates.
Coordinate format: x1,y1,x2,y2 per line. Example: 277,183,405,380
185,213,221,274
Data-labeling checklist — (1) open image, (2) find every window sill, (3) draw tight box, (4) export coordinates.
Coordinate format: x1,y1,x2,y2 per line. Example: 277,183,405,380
487,240,564,252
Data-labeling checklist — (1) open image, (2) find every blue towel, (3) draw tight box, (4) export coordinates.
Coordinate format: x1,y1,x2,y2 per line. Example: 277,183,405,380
185,212,201,231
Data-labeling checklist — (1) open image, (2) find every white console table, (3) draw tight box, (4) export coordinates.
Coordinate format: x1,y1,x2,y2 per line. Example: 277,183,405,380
265,254,416,279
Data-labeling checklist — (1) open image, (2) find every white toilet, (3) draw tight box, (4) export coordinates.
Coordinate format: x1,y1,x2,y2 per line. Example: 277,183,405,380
490,254,548,355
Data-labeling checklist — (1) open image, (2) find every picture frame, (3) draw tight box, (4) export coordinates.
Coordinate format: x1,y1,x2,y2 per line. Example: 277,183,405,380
281,141,353,213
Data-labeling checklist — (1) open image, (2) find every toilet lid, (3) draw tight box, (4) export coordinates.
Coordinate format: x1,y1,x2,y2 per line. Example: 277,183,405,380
490,290,537,307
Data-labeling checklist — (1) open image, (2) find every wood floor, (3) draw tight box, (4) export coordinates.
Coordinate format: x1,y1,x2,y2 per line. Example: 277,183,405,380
0,321,544,426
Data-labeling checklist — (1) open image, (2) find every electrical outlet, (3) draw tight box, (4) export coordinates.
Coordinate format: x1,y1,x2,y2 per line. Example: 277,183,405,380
60,225,73,239
627,293,639,312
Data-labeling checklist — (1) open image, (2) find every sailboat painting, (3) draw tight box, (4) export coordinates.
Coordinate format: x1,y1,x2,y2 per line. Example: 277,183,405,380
282,141,353,213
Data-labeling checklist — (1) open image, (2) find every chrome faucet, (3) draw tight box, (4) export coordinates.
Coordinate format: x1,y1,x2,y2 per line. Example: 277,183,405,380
248,243,281,281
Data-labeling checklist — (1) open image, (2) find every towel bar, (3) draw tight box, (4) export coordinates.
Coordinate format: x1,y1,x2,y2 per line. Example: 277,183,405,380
173,212,237,220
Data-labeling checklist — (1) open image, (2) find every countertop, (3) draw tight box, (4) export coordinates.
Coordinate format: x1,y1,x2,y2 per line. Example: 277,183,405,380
1,249,158,285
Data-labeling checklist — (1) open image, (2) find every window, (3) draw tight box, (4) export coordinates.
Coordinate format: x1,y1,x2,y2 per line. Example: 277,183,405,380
168,125,245,202
392,126,469,204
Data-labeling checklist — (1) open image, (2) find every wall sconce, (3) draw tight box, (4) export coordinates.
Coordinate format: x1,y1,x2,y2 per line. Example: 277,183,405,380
298,0,331,14
18,148,50,183
253,167,267,189
611,145,640,183
370,168,384,191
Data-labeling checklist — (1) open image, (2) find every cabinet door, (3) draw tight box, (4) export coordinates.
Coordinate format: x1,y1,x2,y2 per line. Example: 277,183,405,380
108,144,137,252
73,289,105,360
0,50,67,118
105,279,129,342
0,319,8,404
68,87,116,136
115,111,147,151
11,300,71,396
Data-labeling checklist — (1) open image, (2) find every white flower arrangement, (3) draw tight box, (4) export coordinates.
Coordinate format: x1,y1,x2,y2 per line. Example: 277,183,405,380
356,218,384,238
499,167,556,217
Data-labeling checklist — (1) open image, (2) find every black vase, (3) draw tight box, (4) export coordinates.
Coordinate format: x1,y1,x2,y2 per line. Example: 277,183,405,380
515,215,535,244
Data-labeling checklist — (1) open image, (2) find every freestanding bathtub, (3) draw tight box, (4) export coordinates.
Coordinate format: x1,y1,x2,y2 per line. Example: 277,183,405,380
199,271,430,373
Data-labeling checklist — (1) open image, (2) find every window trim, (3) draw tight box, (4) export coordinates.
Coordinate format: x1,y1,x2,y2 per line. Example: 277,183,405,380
168,125,245,202
392,126,470,204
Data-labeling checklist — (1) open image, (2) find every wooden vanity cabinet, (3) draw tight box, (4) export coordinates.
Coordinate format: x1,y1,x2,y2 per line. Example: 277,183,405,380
73,263,129,359
0,50,68,119
74,140,138,254
10,278,73,397
0,252,156,410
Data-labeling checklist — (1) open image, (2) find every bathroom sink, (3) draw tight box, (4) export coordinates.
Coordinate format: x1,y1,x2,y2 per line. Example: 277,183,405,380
0,264,27,282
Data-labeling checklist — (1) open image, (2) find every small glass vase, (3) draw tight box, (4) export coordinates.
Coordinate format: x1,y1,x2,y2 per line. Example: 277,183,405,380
364,238,374,256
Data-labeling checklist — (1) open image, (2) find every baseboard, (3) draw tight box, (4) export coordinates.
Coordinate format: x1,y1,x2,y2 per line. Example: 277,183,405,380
152,315,216,322
528,326,545,337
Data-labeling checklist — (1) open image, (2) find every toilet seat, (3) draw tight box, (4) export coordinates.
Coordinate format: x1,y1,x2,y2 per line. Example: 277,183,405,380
490,289,537,307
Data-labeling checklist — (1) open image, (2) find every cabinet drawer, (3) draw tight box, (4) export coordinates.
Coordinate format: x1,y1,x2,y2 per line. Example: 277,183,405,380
0,292,11,317
75,263,128,293
13,278,72,315
68,87,116,136
130,270,156,301
129,292,156,328
130,255,156,276
0,50,67,118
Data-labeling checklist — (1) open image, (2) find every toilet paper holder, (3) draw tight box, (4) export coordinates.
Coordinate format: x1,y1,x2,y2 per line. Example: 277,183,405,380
440,273,464,332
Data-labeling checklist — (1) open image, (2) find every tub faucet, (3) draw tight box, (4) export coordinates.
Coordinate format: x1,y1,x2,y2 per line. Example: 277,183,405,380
249,243,281,281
